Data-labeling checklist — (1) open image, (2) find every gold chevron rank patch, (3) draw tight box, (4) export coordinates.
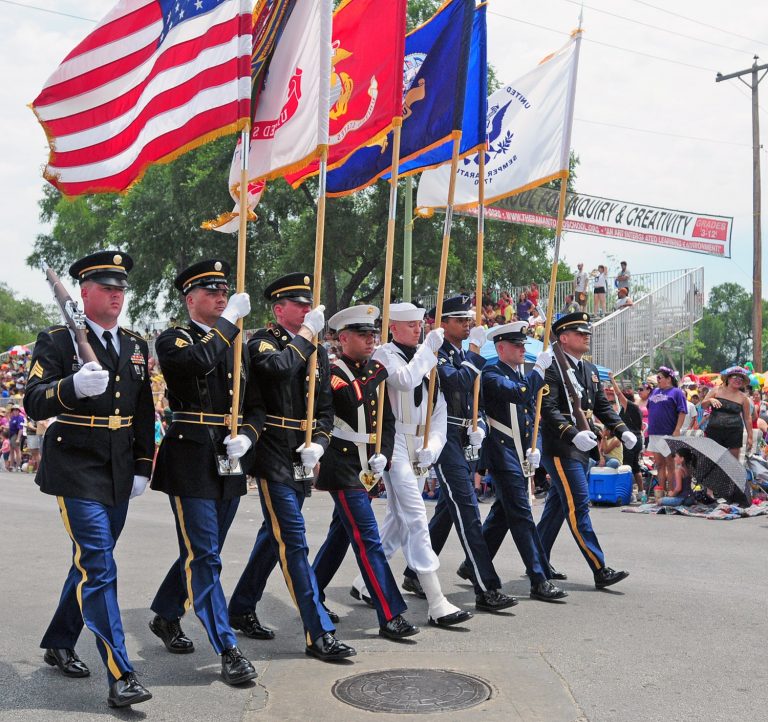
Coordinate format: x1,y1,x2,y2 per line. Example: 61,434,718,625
29,361,44,379
258,341,276,353
330,375,349,391
175,338,190,348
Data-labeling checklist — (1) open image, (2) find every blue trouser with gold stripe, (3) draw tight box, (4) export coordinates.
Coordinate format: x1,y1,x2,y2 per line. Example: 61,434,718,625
329,490,406,627
255,478,334,644
151,496,239,654
403,462,501,595
41,497,132,684
228,521,277,616
538,455,605,573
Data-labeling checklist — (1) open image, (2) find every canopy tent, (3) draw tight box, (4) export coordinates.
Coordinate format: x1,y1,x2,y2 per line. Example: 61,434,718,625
463,336,611,381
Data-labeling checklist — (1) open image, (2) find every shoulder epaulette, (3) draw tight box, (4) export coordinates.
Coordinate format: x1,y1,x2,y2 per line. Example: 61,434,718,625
121,327,144,340
47,325,67,334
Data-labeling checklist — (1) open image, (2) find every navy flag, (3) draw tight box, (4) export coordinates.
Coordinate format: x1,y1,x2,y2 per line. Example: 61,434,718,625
326,0,475,197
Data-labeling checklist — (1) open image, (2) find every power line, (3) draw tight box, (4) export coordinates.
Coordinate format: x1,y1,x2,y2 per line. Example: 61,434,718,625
558,0,750,55
0,0,96,22
626,0,768,49
488,10,719,73
574,117,755,147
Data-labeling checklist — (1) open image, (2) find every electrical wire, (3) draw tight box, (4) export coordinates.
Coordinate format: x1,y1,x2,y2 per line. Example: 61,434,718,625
0,0,96,22
574,118,754,148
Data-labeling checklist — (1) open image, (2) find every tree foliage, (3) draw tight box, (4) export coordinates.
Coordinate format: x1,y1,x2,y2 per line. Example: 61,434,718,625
0,283,57,348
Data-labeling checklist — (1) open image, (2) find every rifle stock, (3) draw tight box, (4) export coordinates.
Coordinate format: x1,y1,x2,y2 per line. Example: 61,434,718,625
548,330,590,433
41,261,99,365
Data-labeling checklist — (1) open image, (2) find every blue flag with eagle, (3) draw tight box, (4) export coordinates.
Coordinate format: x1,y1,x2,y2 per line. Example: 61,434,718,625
326,0,475,197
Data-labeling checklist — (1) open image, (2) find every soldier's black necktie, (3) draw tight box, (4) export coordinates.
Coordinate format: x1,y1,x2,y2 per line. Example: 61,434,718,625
103,330,119,368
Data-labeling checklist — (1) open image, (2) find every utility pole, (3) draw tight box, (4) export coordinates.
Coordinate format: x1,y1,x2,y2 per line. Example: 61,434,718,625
717,57,768,372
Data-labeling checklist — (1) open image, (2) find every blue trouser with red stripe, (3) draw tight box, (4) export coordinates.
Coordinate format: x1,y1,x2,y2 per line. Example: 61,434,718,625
329,489,406,627
41,497,132,685
311,507,349,603
151,496,239,654
537,455,605,573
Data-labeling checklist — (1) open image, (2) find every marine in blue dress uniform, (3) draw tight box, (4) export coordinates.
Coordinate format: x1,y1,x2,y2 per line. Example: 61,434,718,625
312,305,418,640
24,251,154,707
149,260,259,686
536,312,636,589
401,296,516,612
474,322,567,602
227,273,355,661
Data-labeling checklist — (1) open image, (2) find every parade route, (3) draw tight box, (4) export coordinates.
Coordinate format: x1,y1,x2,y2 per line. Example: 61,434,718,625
2,469,767,721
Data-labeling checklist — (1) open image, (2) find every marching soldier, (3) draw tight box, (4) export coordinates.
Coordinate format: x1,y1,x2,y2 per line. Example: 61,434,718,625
312,305,419,639
402,297,516,612
149,259,259,686
352,302,473,627
468,322,567,602
228,273,355,661
25,251,154,707
537,312,636,588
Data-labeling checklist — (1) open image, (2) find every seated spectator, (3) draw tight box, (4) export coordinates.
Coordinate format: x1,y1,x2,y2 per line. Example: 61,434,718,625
616,287,633,308
659,448,695,507
561,294,580,314
599,427,623,469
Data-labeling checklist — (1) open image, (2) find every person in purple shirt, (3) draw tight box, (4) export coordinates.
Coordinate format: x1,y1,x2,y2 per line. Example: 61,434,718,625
645,367,687,493
7,405,24,472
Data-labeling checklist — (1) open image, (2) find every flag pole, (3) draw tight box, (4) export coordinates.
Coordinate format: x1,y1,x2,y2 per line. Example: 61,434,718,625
529,27,583,458
420,131,463,455
303,145,329,450
230,125,251,439
470,146,486,431
374,119,403,456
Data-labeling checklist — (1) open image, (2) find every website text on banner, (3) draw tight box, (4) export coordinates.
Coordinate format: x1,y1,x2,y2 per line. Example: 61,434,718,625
472,187,732,258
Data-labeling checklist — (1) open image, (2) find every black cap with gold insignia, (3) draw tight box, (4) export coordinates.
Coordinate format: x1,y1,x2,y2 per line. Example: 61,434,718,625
552,311,592,335
174,259,231,294
263,272,313,304
428,294,473,320
69,250,132,288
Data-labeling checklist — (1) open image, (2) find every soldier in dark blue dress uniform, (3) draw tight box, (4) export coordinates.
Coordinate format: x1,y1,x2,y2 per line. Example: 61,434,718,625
401,296,516,612
312,305,419,640
149,259,259,686
470,322,568,602
24,251,155,707
537,312,636,589
228,273,355,661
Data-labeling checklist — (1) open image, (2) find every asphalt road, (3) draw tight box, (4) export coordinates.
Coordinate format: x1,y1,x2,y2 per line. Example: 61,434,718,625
1,469,767,721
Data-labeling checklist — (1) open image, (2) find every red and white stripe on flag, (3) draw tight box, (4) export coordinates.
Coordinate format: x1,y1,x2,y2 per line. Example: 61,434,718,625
32,0,253,197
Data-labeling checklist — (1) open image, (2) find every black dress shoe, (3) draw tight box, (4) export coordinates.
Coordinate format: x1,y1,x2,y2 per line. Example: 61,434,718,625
107,672,152,708
349,586,374,608
594,567,629,589
43,648,90,678
230,611,275,640
322,603,340,624
475,589,518,612
379,615,420,640
221,646,257,686
530,580,568,602
428,609,473,627
401,576,426,599
305,633,356,661
549,568,568,580
149,615,194,654
456,562,472,581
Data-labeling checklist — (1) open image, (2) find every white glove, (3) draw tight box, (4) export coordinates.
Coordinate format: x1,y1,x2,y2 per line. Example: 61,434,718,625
468,427,485,446
224,434,252,459
73,361,109,398
297,441,324,467
573,429,598,452
221,292,251,324
535,350,553,370
621,430,638,449
417,446,437,468
424,328,445,353
368,453,387,475
468,326,486,349
526,448,541,470
301,304,326,336
130,475,149,499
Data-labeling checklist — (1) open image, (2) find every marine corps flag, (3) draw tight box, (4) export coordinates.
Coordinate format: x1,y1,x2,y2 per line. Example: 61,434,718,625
284,0,408,187
325,0,475,197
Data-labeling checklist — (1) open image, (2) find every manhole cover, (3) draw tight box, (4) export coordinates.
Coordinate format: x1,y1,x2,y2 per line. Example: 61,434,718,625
332,668,491,714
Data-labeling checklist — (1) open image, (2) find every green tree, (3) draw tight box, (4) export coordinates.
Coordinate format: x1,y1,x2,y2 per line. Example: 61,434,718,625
0,283,57,348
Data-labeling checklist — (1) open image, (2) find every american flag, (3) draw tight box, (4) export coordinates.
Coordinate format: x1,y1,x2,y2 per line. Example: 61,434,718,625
32,0,253,197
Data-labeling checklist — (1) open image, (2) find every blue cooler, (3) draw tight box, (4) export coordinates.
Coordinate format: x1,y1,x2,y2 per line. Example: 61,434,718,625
588,466,633,505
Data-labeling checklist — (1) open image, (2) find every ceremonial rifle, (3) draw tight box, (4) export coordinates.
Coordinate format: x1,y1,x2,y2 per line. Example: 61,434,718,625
549,329,590,433
40,261,99,365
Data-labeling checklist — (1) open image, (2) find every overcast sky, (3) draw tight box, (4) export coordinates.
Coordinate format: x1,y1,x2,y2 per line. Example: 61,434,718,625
1,0,767,311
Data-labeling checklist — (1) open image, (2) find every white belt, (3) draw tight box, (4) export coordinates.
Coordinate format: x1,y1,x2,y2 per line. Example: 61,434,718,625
487,417,515,439
332,425,376,445
447,416,472,428
395,421,426,436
